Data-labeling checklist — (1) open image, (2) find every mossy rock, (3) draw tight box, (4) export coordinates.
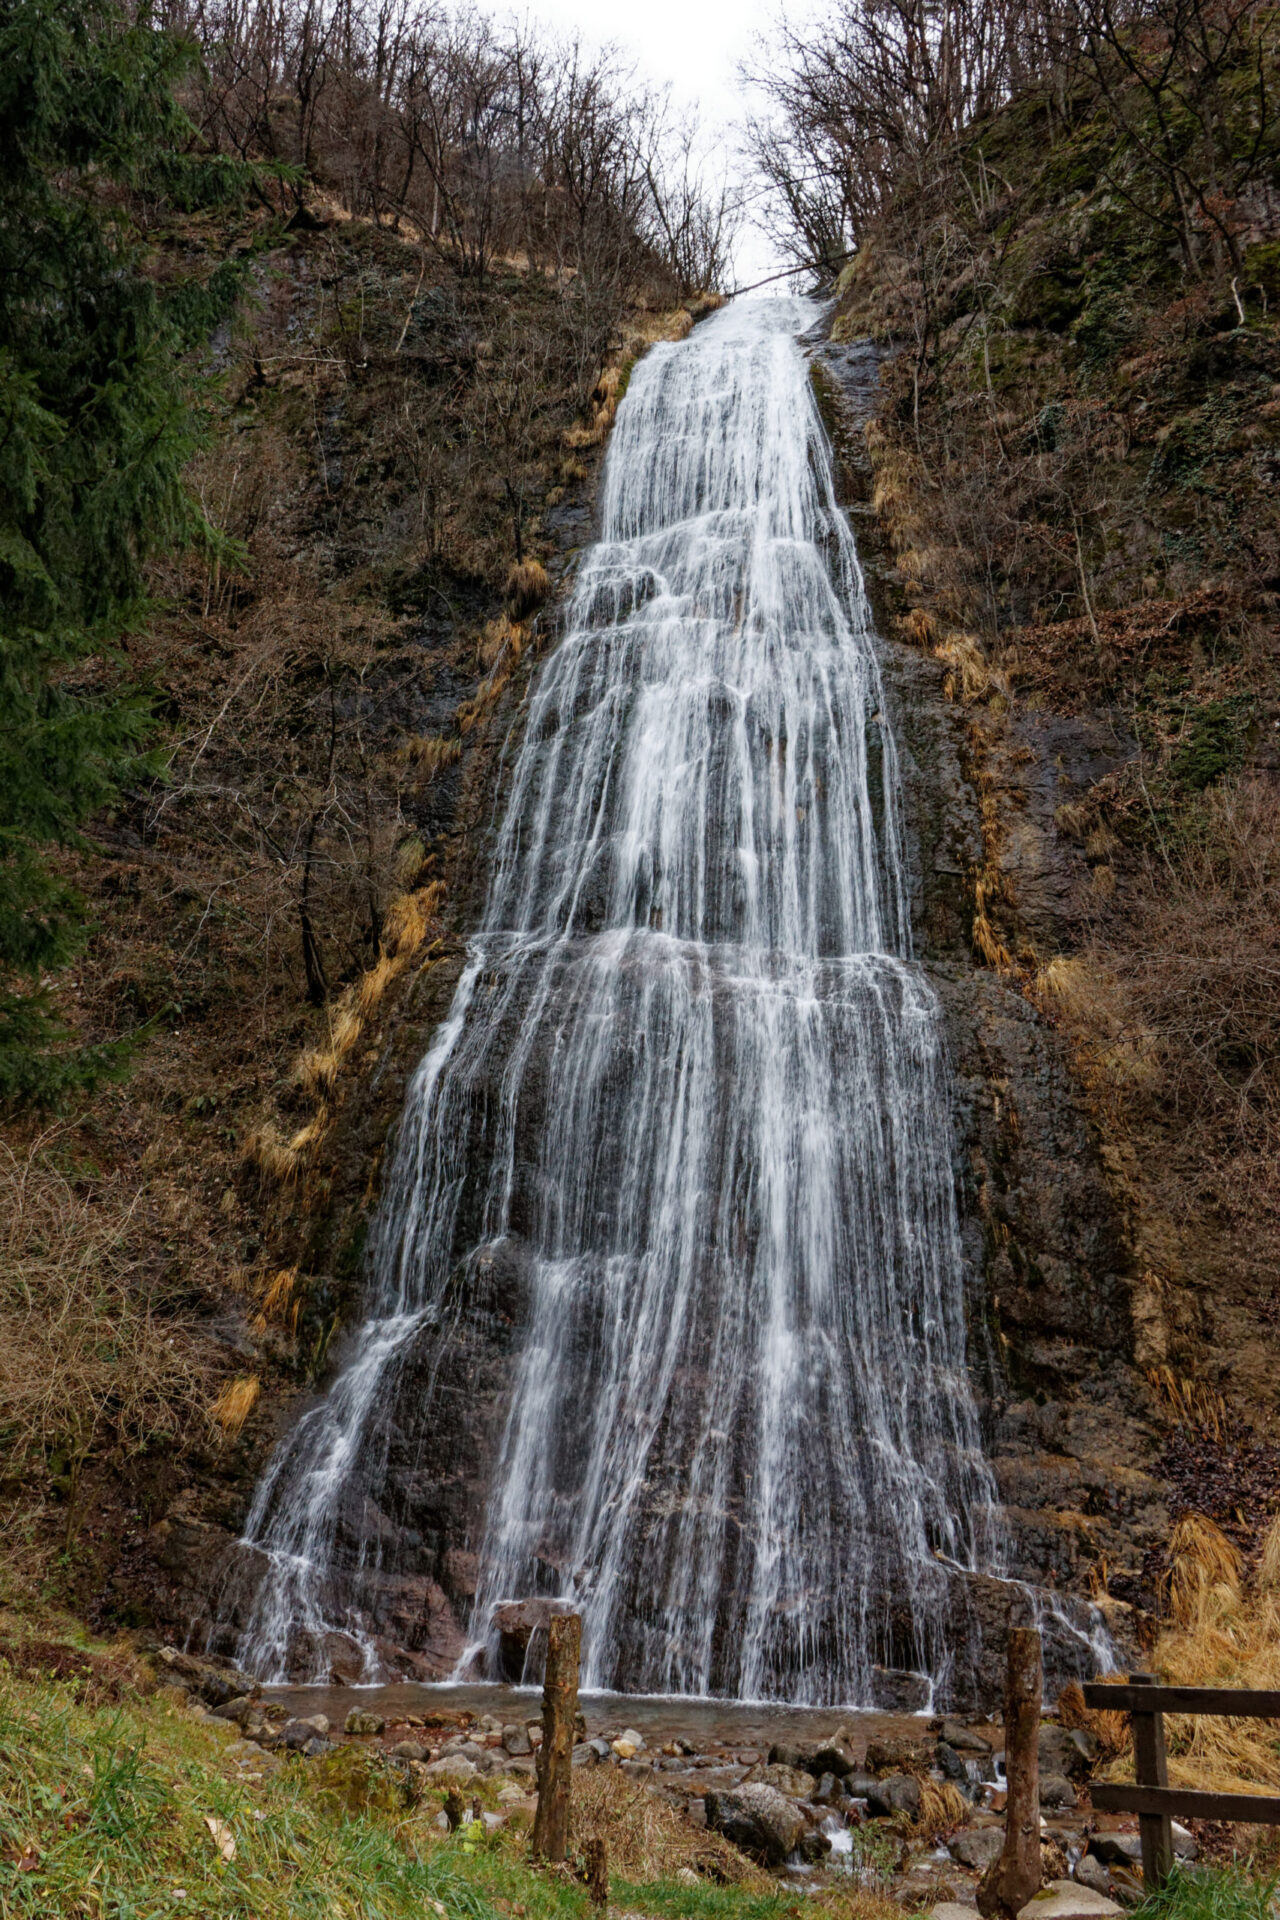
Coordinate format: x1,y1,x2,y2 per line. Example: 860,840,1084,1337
309,1743,418,1815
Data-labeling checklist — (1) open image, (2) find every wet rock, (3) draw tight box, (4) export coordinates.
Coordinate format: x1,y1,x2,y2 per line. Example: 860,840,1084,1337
871,1666,931,1712
937,1741,968,1781
156,1646,257,1709
1039,1727,1098,1779
213,1696,256,1726
344,1708,385,1736
809,1741,857,1777
867,1772,922,1818
1039,1773,1078,1810
279,1719,329,1756
704,1784,806,1865
1075,1856,1117,1899
797,1829,832,1863
843,1773,882,1800
1089,1836,1140,1869
942,1720,993,1754
390,1740,428,1762
812,1772,845,1806
768,1742,808,1770
501,1723,532,1755
867,1737,926,1773
491,1598,554,1681
742,1762,818,1798
950,1827,1005,1871
1016,1879,1122,1920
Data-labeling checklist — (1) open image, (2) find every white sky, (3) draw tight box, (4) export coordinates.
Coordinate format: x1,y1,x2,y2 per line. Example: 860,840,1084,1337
515,0,817,285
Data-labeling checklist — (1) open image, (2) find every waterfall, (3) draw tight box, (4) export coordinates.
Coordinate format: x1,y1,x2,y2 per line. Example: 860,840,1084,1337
230,296,1005,1701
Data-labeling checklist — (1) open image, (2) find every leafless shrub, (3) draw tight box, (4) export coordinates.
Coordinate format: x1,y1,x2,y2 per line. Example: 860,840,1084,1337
0,1132,216,1534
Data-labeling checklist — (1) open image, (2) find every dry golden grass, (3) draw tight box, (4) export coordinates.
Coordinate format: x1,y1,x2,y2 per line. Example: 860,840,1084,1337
211,1375,261,1438
1097,1512,1280,1796
934,630,1009,706
568,1767,769,1887
252,1267,300,1335
398,733,462,778
1058,1677,1131,1761
504,560,550,622
916,1779,969,1838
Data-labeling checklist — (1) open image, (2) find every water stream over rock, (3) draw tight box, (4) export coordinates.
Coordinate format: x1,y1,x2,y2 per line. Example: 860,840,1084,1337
228,297,1011,1701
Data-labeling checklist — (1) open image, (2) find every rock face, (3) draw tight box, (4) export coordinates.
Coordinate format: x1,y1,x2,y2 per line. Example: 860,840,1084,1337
809,333,1168,1685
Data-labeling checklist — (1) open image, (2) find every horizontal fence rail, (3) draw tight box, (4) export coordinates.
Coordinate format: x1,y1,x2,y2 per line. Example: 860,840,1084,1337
1083,1673,1280,1889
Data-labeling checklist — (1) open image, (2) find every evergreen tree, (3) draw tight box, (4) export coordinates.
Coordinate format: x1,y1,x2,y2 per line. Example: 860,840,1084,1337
0,0,248,1106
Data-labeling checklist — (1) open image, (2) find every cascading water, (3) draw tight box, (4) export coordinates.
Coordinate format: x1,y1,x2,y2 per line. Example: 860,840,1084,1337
230,296,1008,1701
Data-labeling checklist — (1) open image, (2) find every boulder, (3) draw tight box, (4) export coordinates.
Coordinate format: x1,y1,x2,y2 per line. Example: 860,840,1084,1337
501,1723,532,1755
571,1742,598,1768
942,1720,993,1754
932,1905,982,1920
1172,1823,1197,1861
155,1647,258,1709
867,1737,926,1773
1038,1773,1078,1810
1016,1881,1122,1920
809,1742,857,1777
278,1719,328,1756
843,1773,882,1801
1088,1836,1140,1869
937,1741,968,1781
743,1762,818,1798
768,1743,809,1770
867,1772,922,1818
704,1784,806,1865
812,1772,845,1805
390,1740,428,1762
1038,1727,1098,1780
213,1696,255,1726
344,1708,384,1736
423,1755,477,1782
871,1666,931,1712
949,1827,1006,1871
491,1598,555,1681
1075,1857,1117,1900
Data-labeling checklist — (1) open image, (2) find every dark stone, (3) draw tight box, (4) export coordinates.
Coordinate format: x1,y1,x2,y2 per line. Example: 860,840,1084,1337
941,1719,993,1754
1038,1772,1078,1810
867,1773,922,1818
936,1740,968,1781
704,1785,806,1865
950,1826,1006,1871
808,1742,857,1777
1039,1726,1097,1779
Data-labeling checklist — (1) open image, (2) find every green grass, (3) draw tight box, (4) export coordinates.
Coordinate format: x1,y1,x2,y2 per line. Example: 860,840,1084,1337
1132,1865,1280,1920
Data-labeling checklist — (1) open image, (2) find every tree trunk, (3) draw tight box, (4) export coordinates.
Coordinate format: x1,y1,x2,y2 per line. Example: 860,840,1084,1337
532,1610,580,1862
978,1626,1043,1919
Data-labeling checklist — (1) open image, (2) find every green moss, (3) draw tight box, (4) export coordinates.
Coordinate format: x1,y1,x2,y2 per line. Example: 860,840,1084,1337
1170,696,1254,791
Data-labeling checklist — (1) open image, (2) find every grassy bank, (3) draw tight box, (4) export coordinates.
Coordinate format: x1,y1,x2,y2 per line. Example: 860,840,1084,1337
0,1636,894,1920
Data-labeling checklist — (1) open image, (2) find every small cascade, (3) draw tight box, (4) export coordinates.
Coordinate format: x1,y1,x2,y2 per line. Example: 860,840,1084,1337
228,297,1011,1700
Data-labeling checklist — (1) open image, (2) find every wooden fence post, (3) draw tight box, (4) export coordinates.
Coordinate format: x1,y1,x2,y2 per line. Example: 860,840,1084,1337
978,1625,1043,1920
1129,1670,1174,1892
532,1609,580,1863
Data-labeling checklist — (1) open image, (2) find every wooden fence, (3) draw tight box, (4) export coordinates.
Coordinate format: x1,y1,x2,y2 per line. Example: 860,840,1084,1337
1084,1673,1280,1888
